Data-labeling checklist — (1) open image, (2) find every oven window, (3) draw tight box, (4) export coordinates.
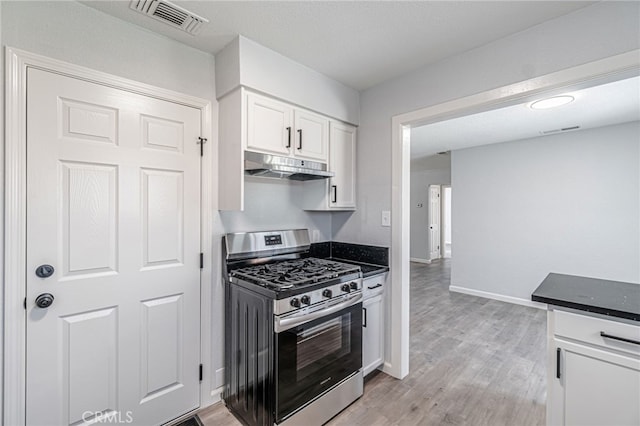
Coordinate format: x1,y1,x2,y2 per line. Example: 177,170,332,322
275,302,362,423
296,316,350,379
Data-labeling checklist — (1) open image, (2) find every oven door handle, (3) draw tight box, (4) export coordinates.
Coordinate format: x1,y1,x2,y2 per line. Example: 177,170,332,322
275,293,363,333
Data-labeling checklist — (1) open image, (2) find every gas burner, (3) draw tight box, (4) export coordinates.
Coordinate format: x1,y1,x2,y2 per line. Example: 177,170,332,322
230,257,360,290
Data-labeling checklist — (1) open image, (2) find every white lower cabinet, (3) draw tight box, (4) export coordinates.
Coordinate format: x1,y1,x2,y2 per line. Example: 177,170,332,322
362,272,385,377
362,295,383,376
547,309,640,426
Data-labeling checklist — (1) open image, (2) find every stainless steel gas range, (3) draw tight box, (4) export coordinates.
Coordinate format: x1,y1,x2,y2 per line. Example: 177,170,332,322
222,229,364,426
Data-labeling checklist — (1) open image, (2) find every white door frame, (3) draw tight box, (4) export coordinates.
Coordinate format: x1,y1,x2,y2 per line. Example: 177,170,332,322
387,50,640,379
3,47,214,426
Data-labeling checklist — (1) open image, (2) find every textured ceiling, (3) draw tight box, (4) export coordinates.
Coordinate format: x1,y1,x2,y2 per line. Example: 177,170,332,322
82,1,595,91
410,76,640,160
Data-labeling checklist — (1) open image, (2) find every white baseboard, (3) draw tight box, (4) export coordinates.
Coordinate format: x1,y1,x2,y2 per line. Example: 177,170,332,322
449,285,546,310
410,257,431,264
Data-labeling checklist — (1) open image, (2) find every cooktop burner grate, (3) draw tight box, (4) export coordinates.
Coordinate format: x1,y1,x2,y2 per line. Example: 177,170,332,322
230,257,359,289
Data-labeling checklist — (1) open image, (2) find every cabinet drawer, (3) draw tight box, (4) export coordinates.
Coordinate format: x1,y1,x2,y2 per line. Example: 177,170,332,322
553,309,640,356
363,274,385,299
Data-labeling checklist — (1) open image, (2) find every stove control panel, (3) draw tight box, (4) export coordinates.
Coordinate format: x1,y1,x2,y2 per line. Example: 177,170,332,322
264,234,282,246
274,278,362,316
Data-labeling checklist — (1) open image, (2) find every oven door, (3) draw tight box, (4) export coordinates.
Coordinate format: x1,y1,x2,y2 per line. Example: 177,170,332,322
274,297,362,423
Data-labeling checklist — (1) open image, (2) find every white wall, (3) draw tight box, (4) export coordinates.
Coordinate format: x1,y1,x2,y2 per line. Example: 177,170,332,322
451,122,640,301
220,178,332,241
410,167,451,261
216,36,360,124
442,186,452,257
333,1,640,247
1,2,215,100
0,3,4,421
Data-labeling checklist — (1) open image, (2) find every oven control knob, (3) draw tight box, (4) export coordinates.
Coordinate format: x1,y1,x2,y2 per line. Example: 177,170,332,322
300,295,311,305
341,284,351,293
322,289,332,298
290,298,301,308
350,282,358,290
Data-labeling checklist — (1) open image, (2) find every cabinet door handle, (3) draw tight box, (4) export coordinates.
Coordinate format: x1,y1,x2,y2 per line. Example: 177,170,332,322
297,129,302,150
286,127,291,148
367,283,382,290
556,348,561,379
600,331,640,345
363,307,367,328
332,185,337,203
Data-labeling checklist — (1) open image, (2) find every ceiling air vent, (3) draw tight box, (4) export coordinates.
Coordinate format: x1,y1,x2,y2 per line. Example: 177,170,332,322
540,125,581,135
130,0,208,35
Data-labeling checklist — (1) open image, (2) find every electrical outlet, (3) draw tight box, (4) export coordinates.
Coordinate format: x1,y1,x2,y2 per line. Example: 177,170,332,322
381,210,391,227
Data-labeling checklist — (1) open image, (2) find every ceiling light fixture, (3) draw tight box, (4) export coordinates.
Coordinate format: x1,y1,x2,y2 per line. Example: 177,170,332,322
530,95,575,110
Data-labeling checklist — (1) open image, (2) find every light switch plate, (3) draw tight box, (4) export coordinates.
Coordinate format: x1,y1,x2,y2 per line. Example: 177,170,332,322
381,210,391,227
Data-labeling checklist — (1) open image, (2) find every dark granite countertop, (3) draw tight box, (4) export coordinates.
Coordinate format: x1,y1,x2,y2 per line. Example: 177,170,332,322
532,273,640,322
309,241,389,278
331,259,389,278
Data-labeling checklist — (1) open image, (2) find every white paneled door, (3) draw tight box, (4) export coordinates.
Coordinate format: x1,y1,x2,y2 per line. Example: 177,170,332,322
25,68,202,426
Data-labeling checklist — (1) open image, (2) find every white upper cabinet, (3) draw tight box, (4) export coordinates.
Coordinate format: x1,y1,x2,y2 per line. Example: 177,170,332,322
293,109,329,162
246,91,328,162
302,121,356,211
247,93,293,155
218,88,352,211
329,121,356,208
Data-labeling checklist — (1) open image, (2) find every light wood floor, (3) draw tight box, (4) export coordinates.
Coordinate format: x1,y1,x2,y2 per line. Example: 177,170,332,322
199,260,547,426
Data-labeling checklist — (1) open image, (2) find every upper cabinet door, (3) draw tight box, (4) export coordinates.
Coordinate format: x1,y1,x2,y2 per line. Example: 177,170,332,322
294,110,329,162
329,122,356,208
247,93,293,155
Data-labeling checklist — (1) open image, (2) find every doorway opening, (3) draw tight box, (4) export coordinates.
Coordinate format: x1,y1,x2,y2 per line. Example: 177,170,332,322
409,152,450,264
387,50,639,380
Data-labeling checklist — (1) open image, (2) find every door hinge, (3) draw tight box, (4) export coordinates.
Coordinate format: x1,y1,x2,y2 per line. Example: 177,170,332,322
199,364,203,382
200,253,204,269
197,137,207,157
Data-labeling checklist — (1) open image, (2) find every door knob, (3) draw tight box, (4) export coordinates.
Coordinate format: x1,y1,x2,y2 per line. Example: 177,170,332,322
35,293,55,309
35,264,55,278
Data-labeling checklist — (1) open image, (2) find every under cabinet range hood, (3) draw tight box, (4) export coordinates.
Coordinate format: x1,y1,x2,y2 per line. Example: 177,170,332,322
244,151,334,181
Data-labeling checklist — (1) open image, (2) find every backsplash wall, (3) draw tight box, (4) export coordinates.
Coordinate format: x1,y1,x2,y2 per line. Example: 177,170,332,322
219,177,332,241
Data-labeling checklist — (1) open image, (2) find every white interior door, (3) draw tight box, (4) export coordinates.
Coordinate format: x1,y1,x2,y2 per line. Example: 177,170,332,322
428,185,441,261
25,68,202,426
